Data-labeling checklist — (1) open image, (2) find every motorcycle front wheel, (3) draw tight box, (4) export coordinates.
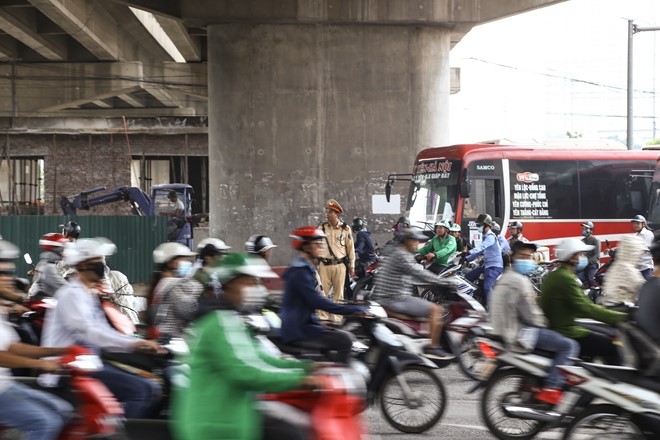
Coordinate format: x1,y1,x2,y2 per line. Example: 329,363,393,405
480,369,546,440
379,365,446,433
563,404,645,440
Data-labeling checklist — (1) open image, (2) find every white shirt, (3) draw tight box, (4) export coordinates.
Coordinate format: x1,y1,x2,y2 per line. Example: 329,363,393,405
0,311,18,392
636,228,654,271
42,277,136,351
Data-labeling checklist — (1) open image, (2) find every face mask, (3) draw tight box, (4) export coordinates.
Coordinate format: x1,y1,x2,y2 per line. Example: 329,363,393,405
575,256,588,271
581,230,590,237
513,259,537,276
477,226,484,234
87,262,106,279
396,224,406,232
239,285,270,314
176,260,193,278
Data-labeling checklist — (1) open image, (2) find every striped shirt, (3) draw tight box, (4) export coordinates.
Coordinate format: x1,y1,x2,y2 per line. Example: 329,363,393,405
372,245,442,302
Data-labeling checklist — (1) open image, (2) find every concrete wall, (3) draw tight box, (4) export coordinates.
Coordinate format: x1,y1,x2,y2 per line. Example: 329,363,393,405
209,23,450,264
3,132,208,216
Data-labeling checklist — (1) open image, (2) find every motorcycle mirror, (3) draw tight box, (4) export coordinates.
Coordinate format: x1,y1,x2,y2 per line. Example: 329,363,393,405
23,253,32,266
385,179,393,202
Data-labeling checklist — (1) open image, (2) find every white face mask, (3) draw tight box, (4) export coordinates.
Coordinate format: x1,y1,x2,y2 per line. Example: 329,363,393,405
239,285,270,314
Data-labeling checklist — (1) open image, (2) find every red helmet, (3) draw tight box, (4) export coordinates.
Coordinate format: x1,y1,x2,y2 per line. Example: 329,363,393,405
290,226,326,251
39,233,68,252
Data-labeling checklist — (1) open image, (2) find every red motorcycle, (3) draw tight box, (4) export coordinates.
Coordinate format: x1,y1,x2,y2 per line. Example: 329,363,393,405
6,345,127,440
259,367,366,440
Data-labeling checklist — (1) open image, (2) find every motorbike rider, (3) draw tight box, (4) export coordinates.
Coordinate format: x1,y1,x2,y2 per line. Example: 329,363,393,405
148,242,202,341
463,214,504,304
246,234,278,263
490,241,580,405
577,221,600,289
280,226,367,364
601,235,646,305
636,236,660,344
449,223,467,252
507,220,528,246
190,237,231,316
385,215,411,247
351,217,377,279
415,219,457,274
42,238,164,418
0,239,74,440
631,214,654,279
540,238,626,364
492,222,511,258
173,252,319,440
373,228,452,359
28,233,68,297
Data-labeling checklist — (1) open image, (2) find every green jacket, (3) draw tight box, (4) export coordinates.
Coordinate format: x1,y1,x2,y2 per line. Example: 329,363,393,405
173,310,311,440
416,234,457,266
540,266,625,339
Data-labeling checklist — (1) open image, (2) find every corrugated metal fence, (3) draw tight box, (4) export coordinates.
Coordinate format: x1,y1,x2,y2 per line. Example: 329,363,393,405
0,216,168,283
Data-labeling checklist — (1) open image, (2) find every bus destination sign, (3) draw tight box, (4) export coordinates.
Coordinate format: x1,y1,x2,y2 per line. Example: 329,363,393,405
413,159,457,182
512,171,550,218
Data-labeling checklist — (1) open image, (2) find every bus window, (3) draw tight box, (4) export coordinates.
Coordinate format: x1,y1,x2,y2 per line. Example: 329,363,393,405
509,160,579,220
408,159,461,226
578,160,652,219
649,184,660,228
463,178,501,222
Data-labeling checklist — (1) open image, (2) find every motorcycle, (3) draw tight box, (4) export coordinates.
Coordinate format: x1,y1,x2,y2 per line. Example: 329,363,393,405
259,366,367,440
269,312,447,434
469,333,591,440
7,345,128,440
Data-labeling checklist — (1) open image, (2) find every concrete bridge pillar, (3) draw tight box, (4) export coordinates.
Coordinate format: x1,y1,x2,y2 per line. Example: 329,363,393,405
208,23,450,261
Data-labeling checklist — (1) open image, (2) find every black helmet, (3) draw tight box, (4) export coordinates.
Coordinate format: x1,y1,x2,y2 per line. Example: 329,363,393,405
351,217,365,232
476,214,494,227
396,227,429,242
396,215,411,226
62,221,81,239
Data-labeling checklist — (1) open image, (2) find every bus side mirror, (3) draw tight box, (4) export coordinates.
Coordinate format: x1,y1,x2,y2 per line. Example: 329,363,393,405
385,179,393,202
460,178,471,198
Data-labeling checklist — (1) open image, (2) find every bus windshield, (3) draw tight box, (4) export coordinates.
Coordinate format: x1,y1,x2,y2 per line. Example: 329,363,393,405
408,159,461,227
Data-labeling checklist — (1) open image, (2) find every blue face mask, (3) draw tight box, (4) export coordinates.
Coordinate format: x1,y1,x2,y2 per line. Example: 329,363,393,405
513,259,537,276
477,226,484,234
575,256,588,271
176,260,193,277
581,230,590,237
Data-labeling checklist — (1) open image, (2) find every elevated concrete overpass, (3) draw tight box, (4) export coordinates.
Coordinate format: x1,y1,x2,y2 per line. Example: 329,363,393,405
0,0,567,263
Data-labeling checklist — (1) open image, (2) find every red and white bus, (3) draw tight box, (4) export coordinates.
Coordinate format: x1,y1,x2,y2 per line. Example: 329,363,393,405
388,142,658,255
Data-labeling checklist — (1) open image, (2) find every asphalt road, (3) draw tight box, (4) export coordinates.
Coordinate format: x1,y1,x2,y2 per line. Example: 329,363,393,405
363,364,565,440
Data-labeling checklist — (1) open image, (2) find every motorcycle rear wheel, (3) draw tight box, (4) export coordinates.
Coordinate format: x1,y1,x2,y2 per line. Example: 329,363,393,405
379,365,446,433
480,369,546,440
450,332,483,381
563,404,645,440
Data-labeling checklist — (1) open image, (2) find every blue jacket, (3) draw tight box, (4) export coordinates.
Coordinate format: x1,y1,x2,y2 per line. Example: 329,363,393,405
281,257,366,342
355,230,376,263
467,230,503,269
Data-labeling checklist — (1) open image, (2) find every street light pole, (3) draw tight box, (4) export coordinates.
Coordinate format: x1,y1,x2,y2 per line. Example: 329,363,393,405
627,21,660,150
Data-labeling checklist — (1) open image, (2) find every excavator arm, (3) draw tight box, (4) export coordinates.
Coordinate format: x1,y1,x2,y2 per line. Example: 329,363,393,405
60,186,152,216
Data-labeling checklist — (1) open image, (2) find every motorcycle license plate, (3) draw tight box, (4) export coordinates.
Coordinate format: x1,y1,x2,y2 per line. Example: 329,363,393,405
477,360,497,381
554,391,580,413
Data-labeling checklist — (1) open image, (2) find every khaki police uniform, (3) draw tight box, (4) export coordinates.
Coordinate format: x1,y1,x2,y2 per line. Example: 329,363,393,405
318,220,355,305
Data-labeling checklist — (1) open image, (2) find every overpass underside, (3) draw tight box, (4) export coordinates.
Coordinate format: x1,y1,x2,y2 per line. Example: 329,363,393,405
0,0,567,264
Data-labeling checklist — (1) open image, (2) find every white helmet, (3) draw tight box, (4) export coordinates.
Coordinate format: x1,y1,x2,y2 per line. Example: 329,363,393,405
196,238,231,253
63,237,117,266
0,240,19,260
153,242,196,264
555,238,593,262
245,235,277,254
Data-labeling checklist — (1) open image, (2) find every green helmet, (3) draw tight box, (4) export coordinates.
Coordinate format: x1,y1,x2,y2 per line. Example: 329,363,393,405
449,223,461,232
209,252,277,284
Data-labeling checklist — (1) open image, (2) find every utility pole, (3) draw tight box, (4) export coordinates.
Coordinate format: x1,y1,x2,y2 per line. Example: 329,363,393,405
627,21,660,150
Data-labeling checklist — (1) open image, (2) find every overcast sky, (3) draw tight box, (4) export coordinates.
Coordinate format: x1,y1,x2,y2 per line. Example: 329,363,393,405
449,0,660,147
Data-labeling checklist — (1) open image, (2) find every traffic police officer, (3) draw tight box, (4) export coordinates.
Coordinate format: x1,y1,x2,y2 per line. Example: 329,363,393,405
318,199,356,307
